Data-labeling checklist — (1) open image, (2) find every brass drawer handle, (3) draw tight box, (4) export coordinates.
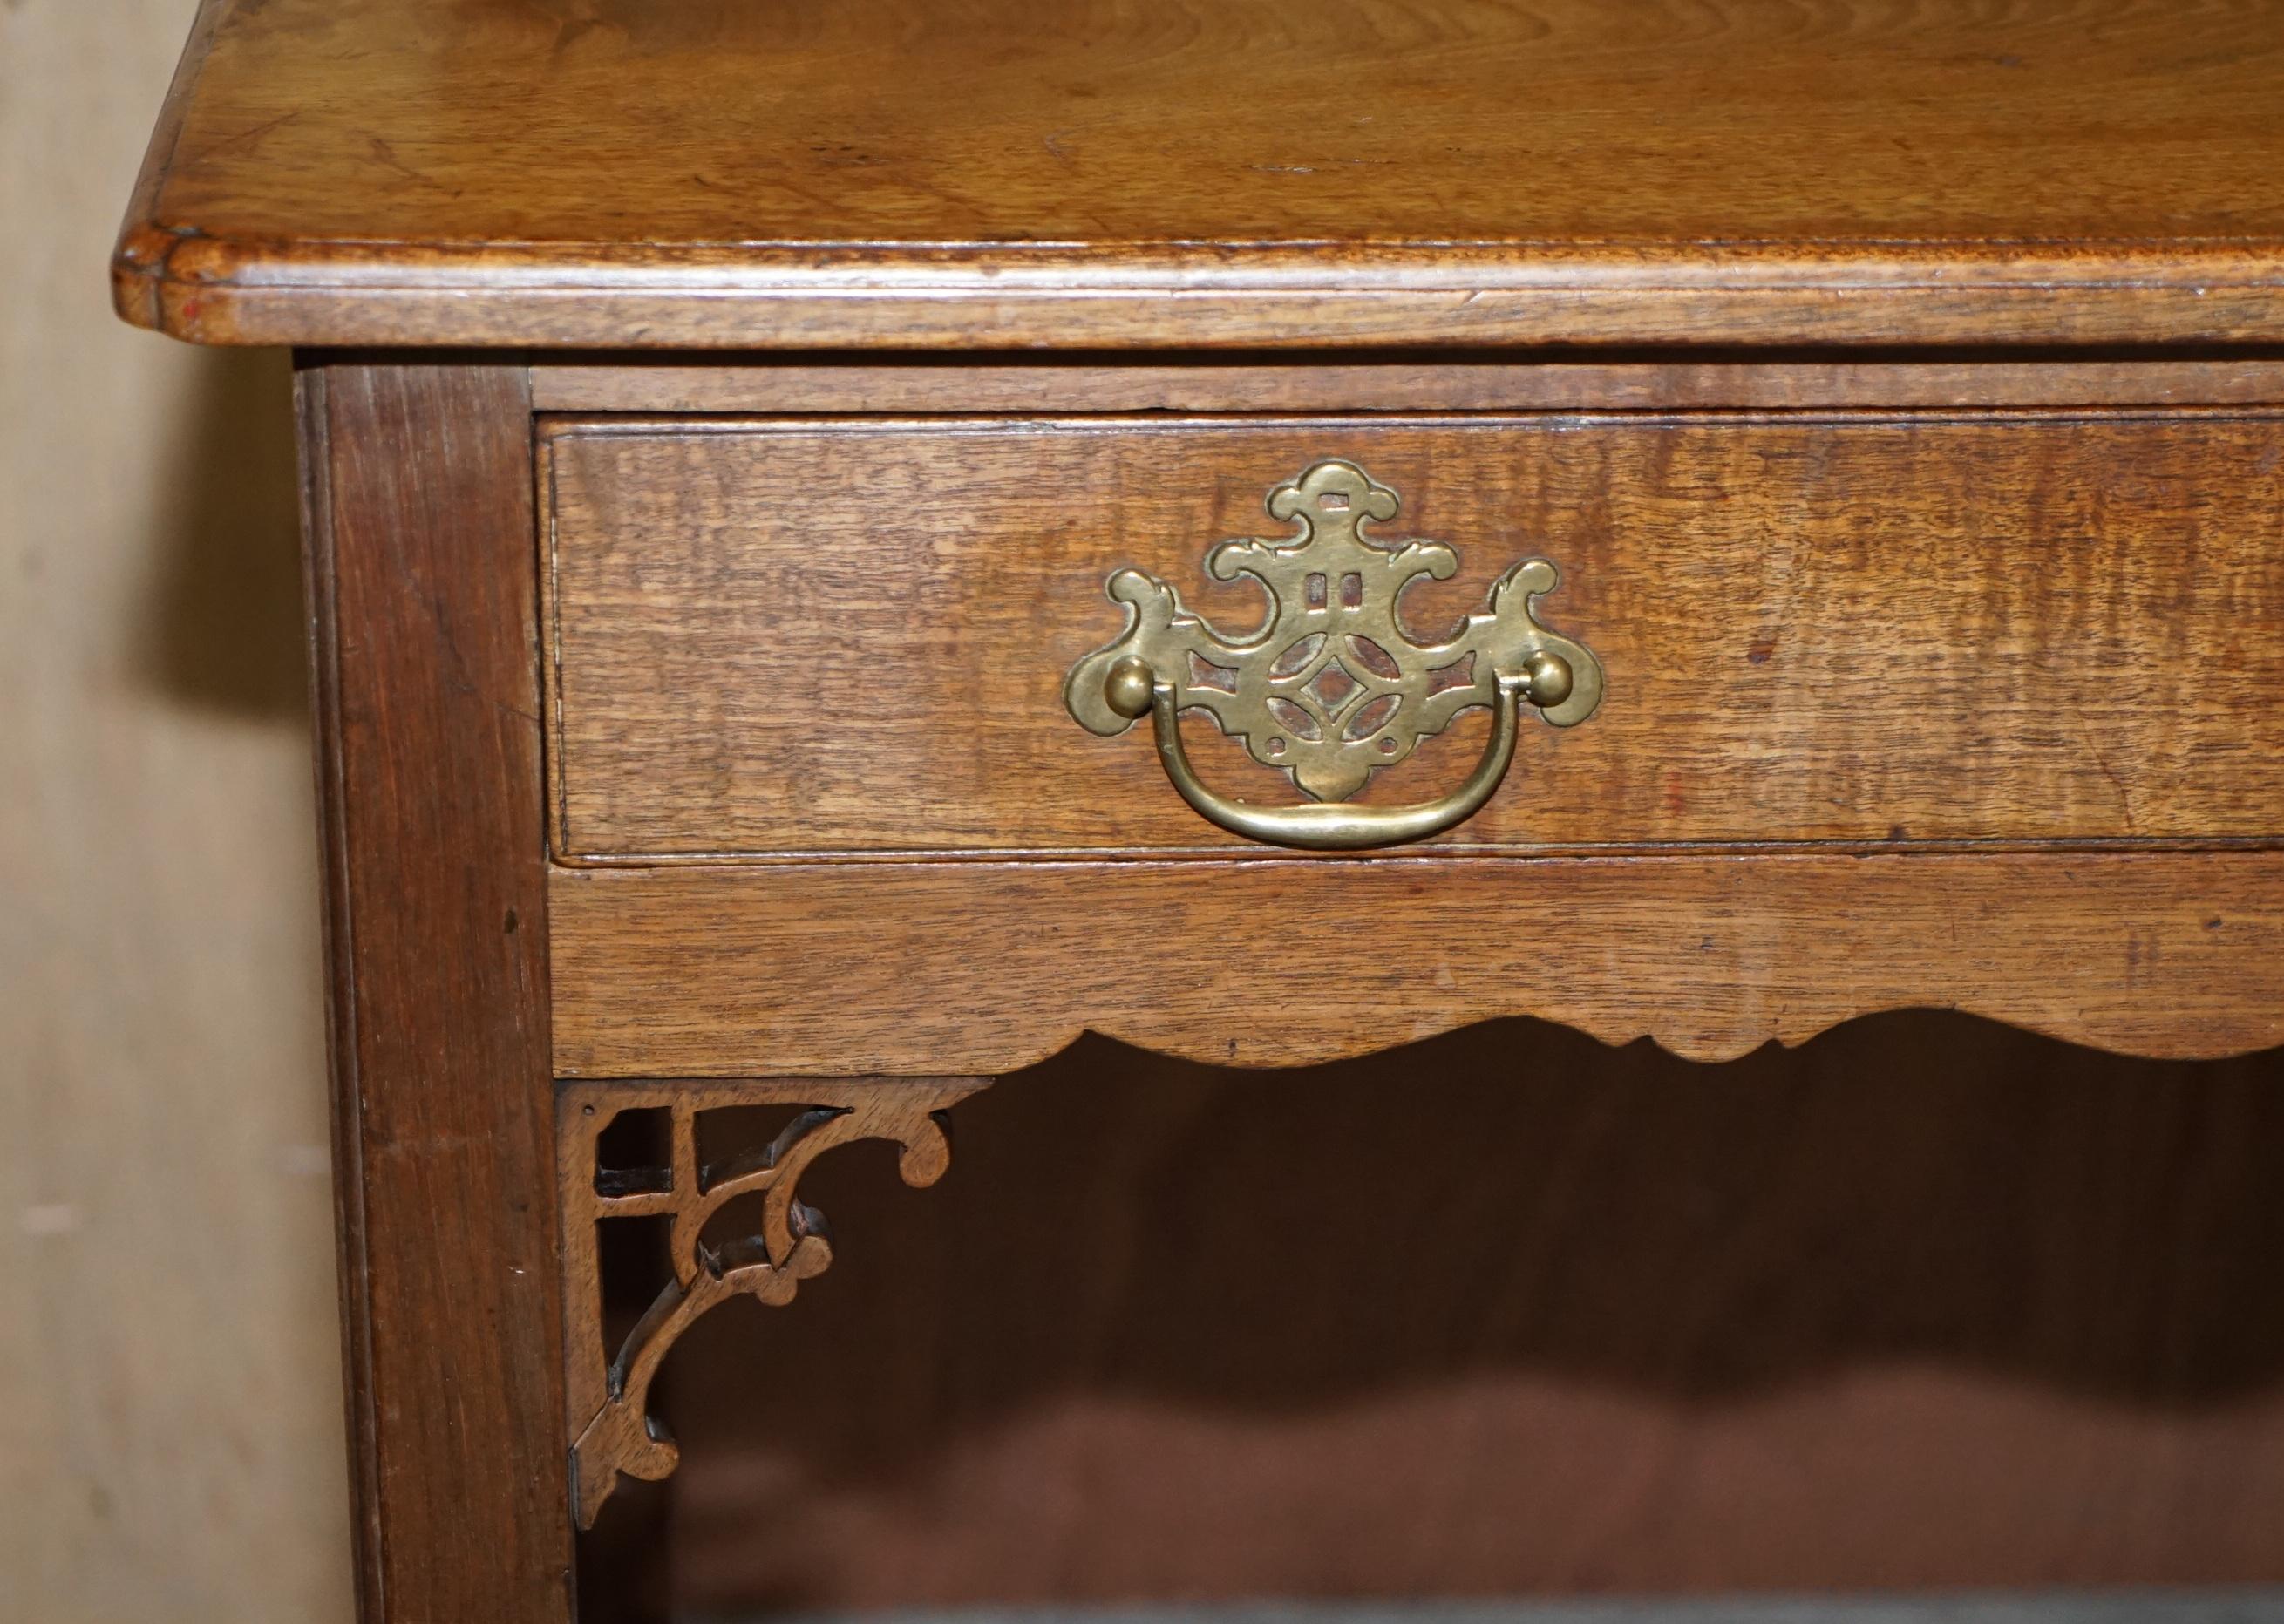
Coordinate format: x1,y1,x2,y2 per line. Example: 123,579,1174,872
1064,459,1603,850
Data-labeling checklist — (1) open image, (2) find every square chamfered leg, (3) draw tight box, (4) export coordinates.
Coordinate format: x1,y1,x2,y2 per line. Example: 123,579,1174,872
301,359,574,1623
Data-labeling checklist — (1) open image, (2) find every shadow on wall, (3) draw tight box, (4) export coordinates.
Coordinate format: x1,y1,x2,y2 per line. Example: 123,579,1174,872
134,347,305,718
620,1014,2284,1614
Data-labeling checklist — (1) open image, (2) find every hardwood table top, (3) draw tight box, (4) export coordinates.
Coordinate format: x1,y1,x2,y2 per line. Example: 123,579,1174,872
112,0,2284,350
100,8,2284,1617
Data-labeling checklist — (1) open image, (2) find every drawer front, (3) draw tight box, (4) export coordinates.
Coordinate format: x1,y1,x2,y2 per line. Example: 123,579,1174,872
543,413,2284,859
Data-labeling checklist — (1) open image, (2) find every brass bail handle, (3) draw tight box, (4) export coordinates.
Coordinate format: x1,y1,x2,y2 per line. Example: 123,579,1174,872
1102,650,1576,850
1064,459,1605,852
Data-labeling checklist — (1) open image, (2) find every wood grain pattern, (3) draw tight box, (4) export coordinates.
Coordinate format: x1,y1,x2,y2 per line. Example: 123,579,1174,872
547,851,2284,1076
99,1,2284,1614
302,361,572,1624
543,414,2284,859
530,357,2284,415
115,0,2284,348
139,282,2284,352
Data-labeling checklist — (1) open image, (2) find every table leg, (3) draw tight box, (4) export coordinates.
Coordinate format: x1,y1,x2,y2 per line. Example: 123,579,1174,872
302,360,572,1622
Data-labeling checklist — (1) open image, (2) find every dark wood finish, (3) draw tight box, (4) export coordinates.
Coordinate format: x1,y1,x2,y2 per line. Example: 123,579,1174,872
114,0,2284,349
530,357,2284,415
543,413,2284,859
548,851,2284,1077
301,360,573,1623
109,0,2284,1612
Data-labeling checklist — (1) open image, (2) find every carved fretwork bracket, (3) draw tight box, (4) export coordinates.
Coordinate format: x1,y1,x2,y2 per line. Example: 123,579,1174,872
558,1077,990,1528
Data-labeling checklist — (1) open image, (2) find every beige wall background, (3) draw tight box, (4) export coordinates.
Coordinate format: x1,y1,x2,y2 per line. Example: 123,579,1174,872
1,3,352,1618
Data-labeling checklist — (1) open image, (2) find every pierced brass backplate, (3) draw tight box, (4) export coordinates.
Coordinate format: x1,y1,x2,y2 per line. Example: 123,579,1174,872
1064,459,1604,849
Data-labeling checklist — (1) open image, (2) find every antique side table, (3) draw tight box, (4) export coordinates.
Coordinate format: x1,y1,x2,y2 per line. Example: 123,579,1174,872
116,1,2284,1618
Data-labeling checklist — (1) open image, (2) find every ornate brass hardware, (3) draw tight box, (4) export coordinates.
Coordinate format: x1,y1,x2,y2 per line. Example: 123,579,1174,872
1064,459,1603,849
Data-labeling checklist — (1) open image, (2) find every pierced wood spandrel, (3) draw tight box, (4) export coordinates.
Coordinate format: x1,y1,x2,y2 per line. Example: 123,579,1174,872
560,1076,990,1529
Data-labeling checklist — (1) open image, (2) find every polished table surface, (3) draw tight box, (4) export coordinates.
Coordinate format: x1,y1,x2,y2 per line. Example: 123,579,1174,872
112,2,2284,1620
115,0,2284,350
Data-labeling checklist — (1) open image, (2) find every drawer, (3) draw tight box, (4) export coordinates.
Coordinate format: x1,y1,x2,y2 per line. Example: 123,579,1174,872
541,412,2284,860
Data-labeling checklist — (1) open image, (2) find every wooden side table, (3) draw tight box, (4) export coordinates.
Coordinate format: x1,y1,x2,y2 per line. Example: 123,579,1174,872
115,1,2284,1618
